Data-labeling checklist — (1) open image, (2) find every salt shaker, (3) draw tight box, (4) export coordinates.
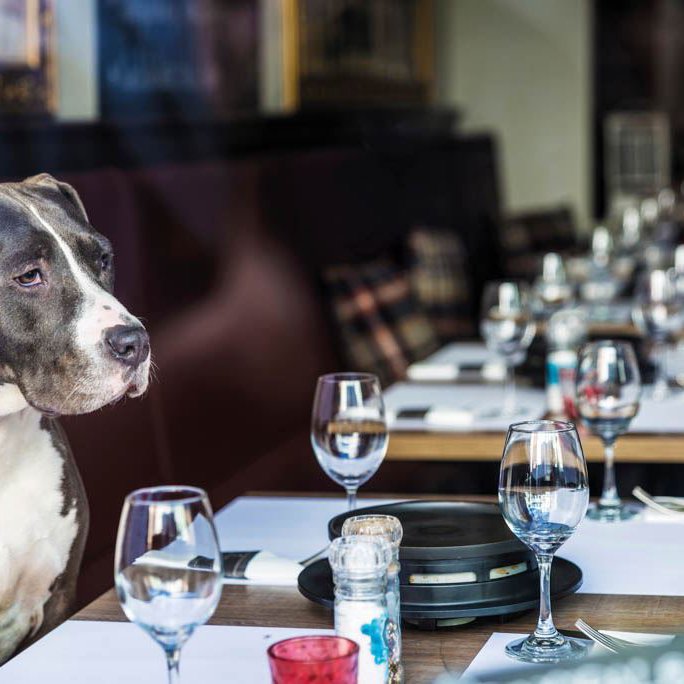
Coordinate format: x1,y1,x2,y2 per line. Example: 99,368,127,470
341,514,403,683
328,535,392,684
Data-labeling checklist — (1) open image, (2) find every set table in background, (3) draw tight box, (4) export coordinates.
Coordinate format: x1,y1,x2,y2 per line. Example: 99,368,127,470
385,342,684,465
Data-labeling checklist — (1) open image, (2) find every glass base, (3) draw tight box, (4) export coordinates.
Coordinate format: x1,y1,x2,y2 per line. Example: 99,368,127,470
586,502,641,522
505,633,589,664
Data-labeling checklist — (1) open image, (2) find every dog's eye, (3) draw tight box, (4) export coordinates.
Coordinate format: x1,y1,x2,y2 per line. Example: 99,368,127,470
15,269,43,287
100,253,111,271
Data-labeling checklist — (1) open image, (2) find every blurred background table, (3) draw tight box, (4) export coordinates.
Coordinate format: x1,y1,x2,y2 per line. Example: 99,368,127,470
387,431,684,463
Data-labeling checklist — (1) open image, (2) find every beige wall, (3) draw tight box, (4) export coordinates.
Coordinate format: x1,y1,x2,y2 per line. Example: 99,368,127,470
55,0,99,120
435,0,592,228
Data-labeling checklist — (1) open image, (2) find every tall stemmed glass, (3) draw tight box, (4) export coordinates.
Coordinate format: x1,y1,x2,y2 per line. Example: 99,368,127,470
311,373,388,511
499,421,589,663
576,341,641,522
633,269,684,400
115,486,223,683
480,281,537,416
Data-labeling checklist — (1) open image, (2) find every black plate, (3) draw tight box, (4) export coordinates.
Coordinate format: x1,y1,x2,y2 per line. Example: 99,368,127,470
328,501,528,560
298,557,582,620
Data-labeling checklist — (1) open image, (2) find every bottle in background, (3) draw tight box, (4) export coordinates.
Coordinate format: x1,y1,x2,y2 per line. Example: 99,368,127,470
545,309,588,419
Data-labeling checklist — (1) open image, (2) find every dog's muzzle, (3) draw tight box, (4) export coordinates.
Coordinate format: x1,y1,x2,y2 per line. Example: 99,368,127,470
105,325,150,369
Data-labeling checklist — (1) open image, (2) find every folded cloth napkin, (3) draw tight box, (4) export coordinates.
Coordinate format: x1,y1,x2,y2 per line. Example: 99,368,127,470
425,407,474,428
134,550,303,586
407,363,459,382
481,361,506,382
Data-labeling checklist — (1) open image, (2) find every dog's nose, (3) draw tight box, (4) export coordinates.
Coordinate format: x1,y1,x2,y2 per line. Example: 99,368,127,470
105,325,150,368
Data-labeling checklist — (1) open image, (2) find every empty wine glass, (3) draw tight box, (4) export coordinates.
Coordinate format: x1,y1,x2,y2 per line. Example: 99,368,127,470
480,281,536,416
115,486,223,683
576,341,641,522
633,269,684,400
499,420,589,663
532,253,574,314
311,373,388,511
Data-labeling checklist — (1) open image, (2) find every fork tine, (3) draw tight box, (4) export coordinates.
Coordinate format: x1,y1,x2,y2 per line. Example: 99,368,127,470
574,619,623,653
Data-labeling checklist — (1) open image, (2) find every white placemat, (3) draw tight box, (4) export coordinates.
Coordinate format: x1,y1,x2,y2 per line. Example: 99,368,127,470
214,497,684,596
462,630,674,681
0,621,332,682
384,383,547,432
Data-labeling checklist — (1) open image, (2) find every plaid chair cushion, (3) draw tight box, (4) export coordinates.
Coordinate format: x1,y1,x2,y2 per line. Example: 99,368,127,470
322,259,440,386
407,227,475,342
500,206,576,281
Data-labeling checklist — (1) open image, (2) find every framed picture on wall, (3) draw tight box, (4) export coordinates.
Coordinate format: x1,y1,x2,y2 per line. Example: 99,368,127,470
276,0,434,110
0,0,57,117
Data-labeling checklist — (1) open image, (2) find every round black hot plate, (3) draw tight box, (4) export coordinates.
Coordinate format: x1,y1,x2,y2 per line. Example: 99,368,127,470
298,557,582,621
328,501,526,560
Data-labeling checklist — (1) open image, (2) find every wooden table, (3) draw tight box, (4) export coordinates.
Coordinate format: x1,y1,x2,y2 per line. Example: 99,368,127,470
74,493,684,683
387,430,684,464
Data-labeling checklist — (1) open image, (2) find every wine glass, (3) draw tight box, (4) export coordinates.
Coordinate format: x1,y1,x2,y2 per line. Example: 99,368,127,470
499,420,589,663
311,373,388,511
576,341,642,522
115,486,223,683
532,253,574,315
480,281,536,416
633,269,684,400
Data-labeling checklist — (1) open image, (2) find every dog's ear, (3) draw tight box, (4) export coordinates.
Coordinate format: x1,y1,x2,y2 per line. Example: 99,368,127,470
23,173,89,222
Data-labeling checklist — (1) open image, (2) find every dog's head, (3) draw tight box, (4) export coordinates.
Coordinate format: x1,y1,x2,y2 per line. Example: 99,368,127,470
0,173,150,416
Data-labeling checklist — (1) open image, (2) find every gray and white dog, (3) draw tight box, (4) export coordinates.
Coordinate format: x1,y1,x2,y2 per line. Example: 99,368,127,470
0,174,150,662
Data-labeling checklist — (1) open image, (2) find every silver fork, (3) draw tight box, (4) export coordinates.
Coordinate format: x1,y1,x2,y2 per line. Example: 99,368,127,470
574,619,645,653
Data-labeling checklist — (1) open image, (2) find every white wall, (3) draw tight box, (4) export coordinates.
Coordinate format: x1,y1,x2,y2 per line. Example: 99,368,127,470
55,0,98,120
435,0,592,227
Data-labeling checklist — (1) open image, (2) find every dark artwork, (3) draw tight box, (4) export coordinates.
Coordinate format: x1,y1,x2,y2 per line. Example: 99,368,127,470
298,0,429,107
98,0,259,122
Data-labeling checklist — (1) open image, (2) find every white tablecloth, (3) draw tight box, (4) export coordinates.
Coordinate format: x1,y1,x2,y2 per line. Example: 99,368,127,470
385,384,547,432
397,341,684,434
216,496,684,597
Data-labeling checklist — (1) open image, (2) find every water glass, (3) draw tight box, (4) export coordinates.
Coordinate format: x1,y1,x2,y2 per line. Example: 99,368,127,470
634,269,684,399
499,420,589,663
311,373,388,510
115,486,223,683
576,341,641,521
480,281,536,416
267,636,359,684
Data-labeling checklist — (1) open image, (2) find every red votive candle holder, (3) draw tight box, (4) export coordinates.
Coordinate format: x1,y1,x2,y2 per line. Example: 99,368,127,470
267,635,359,683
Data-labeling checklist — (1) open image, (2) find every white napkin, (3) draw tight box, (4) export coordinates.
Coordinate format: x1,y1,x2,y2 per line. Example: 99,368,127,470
133,549,303,586
425,407,474,427
481,361,506,381
406,361,506,382
407,363,459,381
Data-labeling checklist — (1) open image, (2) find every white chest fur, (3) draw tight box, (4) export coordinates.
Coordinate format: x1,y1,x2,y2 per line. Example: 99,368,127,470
0,405,78,661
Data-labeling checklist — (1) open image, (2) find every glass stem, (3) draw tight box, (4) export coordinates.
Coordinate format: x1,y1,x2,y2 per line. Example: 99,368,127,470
534,554,558,639
346,487,358,511
503,361,516,416
165,647,181,684
599,440,621,508
653,341,668,400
